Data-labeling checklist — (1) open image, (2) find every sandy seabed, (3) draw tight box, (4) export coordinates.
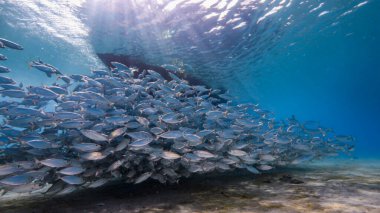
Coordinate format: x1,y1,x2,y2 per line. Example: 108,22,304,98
0,159,379,213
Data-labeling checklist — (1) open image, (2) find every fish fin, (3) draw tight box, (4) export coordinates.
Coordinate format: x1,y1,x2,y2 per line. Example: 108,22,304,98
57,94,64,100
34,158,40,165
38,109,46,116
46,72,52,78
79,106,85,113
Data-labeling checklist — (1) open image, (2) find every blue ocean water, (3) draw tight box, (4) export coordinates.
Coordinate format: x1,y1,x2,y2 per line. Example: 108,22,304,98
0,0,379,162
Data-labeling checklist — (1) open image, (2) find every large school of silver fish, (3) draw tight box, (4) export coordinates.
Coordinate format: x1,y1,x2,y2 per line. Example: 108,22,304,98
0,37,354,197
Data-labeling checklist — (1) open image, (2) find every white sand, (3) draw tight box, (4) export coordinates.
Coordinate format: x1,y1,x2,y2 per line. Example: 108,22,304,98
1,159,379,213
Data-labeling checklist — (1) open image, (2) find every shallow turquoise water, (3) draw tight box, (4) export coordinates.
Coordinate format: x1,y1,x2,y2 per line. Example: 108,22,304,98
0,0,378,157
0,1,379,210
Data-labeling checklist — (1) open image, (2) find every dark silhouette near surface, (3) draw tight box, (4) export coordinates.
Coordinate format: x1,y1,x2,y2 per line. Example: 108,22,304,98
97,53,206,86
96,53,227,104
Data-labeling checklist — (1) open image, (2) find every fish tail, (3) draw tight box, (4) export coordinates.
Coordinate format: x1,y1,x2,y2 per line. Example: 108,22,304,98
79,106,85,113
54,94,63,102
33,158,40,165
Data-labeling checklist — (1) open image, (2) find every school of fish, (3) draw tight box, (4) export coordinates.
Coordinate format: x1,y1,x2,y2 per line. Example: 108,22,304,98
0,37,354,197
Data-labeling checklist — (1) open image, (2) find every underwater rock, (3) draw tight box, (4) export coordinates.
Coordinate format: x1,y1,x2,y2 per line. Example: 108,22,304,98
262,179,273,184
279,174,304,184
289,179,304,184
279,174,293,182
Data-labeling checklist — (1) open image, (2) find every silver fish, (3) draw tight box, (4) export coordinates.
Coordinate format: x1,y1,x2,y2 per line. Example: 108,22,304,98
107,160,125,172
258,165,273,171
56,186,77,196
9,183,46,194
0,164,24,176
150,127,164,135
81,130,108,142
228,150,248,157
0,175,33,186
0,90,27,98
127,131,153,141
126,121,141,129
0,38,23,50
0,50,353,197
39,159,69,168
183,133,202,145
130,138,154,147
0,65,10,73
194,150,216,158
0,76,16,84
57,75,71,84
161,151,181,160
114,139,129,152
81,152,106,161
135,116,150,126
0,84,22,90
58,120,86,129
25,140,52,149
161,113,183,124
61,176,84,185
260,154,276,162
88,178,109,188
72,143,101,152
111,61,130,71
245,166,260,174
30,64,60,78
159,131,183,139
54,112,83,120
28,86,59,98
109,127,127,140
134,172,152,184
58,167,85,176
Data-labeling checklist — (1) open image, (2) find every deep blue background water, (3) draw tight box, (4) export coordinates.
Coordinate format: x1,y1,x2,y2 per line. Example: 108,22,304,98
254,5,380,158
0,0,379,157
